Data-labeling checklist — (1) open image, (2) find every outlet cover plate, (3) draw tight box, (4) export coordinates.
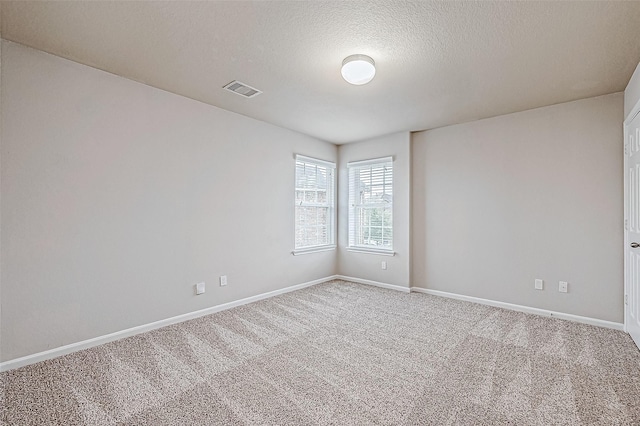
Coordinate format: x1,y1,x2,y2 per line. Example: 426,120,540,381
535,279,543,290
559,281,568,293
196,282,205,295
220,275,228,286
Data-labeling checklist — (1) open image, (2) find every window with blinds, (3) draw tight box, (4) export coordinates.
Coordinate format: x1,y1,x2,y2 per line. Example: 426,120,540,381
348,157,393,252
294,155,336,252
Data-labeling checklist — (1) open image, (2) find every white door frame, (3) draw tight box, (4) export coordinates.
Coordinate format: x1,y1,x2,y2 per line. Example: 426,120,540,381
624,97,640,335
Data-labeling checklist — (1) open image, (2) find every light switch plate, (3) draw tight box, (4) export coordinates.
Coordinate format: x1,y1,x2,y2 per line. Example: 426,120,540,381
535,279,543,290
220,275,228,286
196,282,205,295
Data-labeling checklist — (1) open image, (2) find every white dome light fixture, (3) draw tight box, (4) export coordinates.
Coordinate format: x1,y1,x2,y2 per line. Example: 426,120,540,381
341,54,376,85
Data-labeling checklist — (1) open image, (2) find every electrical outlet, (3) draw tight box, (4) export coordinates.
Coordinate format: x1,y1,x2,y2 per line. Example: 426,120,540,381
381,261,387,270
196,282,205,295
534,279,543,290
559,281,568,293
220,275,228,286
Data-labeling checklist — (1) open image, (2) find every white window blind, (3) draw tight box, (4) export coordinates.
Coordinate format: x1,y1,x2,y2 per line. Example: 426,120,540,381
348,157,393,252
294,155,335,251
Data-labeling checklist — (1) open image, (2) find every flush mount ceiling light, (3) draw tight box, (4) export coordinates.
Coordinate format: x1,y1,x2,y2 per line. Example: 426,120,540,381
341,54,376,85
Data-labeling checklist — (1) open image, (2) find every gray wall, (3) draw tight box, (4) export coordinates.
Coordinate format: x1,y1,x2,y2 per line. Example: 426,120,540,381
412,93,624,323
625,61,640,119
1,38,629,362
337,132,411,288
0,41,337,362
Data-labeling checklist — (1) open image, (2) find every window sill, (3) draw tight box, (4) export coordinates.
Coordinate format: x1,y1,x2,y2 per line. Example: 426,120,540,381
292,245,336,256
346,247,396,256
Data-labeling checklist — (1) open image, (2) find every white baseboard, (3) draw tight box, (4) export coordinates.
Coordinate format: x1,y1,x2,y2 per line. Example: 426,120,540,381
411,287,624,331
336,275,411,293
0,275,339,372
6,277,618,372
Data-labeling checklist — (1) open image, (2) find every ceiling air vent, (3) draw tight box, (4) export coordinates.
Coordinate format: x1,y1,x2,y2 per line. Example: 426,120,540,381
222,80,262,98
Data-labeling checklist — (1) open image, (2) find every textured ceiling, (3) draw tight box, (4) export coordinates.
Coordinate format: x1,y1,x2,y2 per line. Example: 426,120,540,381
2,1,640,144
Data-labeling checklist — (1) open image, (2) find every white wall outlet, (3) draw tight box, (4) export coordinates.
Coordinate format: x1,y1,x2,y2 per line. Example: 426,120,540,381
220,275,228,286
381,261,387,270
559,281,568,293
534,279,543,290
196,282,205,295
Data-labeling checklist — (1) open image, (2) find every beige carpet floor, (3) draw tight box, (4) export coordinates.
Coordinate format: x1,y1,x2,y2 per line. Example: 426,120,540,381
1,279,640,425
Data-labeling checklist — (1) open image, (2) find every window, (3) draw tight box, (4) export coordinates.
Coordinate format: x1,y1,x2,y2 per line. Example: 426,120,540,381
348,157,393,254
294,155,335,253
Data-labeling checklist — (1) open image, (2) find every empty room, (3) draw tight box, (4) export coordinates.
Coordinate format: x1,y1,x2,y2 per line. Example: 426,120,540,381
2,1,640,424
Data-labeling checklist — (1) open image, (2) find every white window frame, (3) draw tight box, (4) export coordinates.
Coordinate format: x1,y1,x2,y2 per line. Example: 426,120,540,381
348,156,395,255
293,155,336,255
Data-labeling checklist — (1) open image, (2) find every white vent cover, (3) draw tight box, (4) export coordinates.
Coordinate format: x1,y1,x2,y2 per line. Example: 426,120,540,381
222,80,262,98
